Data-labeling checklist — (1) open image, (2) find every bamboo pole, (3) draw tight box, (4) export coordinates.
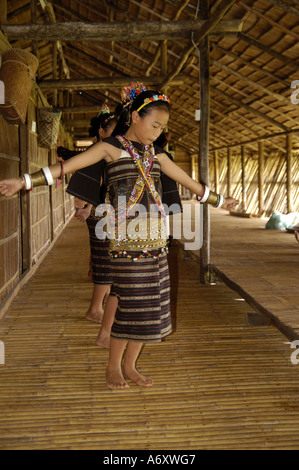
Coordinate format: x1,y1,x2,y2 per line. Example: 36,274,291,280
227,148,232,196
286,133,293,213
258,141,265,217
241,145,246,212
214,150,219,193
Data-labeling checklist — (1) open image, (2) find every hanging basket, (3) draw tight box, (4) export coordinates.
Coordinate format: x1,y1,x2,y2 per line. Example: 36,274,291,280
37,107,62,149
0,48,38,124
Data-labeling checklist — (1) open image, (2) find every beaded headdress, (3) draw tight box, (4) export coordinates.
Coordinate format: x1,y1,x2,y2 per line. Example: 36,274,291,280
120,82,170,126
97,103,115,127
97,103,110,116
121,81,148,107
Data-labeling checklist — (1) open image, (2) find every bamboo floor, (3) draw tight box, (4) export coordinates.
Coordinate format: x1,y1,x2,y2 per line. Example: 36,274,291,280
175,201,299,341
1,216,299,449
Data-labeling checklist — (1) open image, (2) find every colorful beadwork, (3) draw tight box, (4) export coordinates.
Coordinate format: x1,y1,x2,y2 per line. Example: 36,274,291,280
121,81,147,105
136,94,170,113
116,136,166,218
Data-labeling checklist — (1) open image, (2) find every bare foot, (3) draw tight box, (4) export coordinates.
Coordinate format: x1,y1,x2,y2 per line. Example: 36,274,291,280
123,366,154,387
295,231,299,244
85,308,103,324
95,328,111,349
106,367,129,390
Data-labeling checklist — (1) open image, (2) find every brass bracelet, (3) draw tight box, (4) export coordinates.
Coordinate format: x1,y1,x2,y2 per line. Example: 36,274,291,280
30,170,47,187
206,191,219,206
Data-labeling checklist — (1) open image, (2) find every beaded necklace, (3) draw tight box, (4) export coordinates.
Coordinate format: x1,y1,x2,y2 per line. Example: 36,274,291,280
116,135,166,218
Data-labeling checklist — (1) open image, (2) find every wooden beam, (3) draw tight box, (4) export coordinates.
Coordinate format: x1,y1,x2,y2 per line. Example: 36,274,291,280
1,19,243,42
59,105,111,114
38,75,187,90
161,0,240,90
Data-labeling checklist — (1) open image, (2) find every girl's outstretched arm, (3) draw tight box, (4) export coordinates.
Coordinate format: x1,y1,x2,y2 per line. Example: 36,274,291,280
157,152,239,211
0,141,118,197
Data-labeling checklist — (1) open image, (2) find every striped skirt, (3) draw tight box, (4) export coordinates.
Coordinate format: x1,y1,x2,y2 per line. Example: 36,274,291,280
110,251,172,343
86,215,112,285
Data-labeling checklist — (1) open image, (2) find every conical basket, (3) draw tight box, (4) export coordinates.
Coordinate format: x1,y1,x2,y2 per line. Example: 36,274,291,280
0,48,38,124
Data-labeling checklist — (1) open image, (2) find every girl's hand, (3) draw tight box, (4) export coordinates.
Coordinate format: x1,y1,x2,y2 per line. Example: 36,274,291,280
74,197,87,209
0,178,24,197
75,206,92,222
222,197,239,212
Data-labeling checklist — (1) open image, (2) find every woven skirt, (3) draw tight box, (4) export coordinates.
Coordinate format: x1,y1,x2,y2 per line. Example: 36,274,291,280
86,215,112,285
110,251,172,342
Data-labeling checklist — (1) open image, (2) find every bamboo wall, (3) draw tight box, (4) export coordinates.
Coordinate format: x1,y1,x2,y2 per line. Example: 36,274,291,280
191,146,299,217
0,86,74,311
0,117,20,303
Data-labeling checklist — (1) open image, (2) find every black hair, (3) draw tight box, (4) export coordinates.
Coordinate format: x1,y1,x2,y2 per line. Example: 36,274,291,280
112,90,170,137
154,132,168,148
88,111,116,139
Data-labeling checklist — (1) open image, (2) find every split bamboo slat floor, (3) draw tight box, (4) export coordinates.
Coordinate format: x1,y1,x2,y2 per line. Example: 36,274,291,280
1,215,299,449
175,201,299,341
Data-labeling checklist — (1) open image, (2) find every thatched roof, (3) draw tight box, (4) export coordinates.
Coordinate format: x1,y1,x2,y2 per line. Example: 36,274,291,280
1,0,299,156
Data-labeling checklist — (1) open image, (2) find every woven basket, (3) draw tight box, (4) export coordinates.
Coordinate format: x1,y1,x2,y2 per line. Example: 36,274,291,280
37,107,62,149
0,49,38,124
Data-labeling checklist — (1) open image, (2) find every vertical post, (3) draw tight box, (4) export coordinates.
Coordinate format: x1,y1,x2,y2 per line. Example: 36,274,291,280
161,41,168,76
286,133,293,213
19,124,32,273
241,145,246,212
227,147,232,196
0,0,7,23
52,42,58,107
214,150,219,194
30,0,39,75
258,140,264,217
161,41,169,151
199,0,210,284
